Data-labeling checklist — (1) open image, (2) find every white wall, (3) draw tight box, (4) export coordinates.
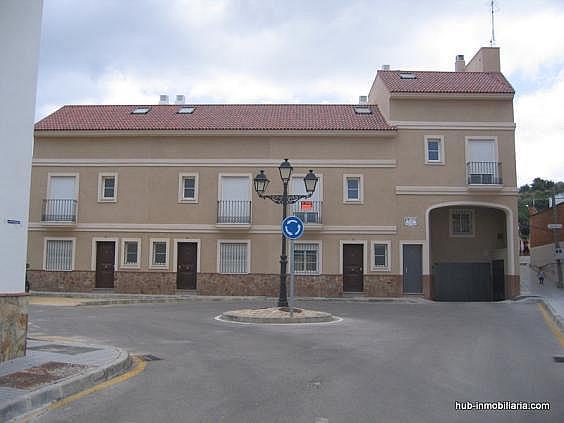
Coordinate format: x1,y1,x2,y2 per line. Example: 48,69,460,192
0,0,43,293
530,244,560,282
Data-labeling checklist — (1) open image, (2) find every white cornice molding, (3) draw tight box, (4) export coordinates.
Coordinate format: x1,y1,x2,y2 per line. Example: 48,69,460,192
395,186,519,196
390,121,516,131
28,223,219,232
34,129,397,138
323,225,397,235
32,158,397,168
28,222,397,235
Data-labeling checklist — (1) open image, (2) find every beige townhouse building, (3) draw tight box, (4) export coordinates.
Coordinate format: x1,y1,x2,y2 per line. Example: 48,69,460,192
27,46,520,301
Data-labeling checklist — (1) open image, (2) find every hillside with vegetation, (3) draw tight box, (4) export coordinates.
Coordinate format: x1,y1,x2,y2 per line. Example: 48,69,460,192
518,178,564,239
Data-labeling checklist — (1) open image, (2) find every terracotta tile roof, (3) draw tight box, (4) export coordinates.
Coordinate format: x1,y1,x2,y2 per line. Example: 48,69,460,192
378,70,514,94
35,104,395,132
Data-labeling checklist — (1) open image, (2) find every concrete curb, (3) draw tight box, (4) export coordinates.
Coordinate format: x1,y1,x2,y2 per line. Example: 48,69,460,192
0,345,131,422
219,315,339,324
220,310,336,324
540,299,564,333
31,291,427,305
513,294,564,332
510,295,543,304
79,297,427,306
79,298,196,306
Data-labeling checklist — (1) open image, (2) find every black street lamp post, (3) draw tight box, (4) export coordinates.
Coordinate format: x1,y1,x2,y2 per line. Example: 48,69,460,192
254,159,318,307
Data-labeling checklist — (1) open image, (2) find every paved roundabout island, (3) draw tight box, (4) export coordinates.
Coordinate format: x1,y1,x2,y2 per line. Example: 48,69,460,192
219,307,339,324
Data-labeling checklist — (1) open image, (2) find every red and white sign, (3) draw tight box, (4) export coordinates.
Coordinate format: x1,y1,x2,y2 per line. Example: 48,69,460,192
300,201,313,211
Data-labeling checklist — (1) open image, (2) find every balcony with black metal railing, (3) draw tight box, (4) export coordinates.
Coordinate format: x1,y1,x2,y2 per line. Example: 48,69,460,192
217,200,252,226
41,199,78,224
467,162,503,187
291,200,323,226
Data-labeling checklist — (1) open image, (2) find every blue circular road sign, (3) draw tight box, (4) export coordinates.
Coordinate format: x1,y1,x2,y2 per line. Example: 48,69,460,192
282,216,304,239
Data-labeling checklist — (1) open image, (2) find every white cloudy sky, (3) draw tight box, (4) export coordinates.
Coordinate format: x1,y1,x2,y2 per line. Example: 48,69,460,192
36,0,564,186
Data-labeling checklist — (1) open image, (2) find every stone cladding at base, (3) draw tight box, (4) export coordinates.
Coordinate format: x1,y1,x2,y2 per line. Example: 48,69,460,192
0,295,28,363
28,270,95,292
505,275,520,299
294,275,342,297
197,274,344,297
363,275,403,297
422,275,432,299
197,273,276,296
115,271,176,295
26,270,436,298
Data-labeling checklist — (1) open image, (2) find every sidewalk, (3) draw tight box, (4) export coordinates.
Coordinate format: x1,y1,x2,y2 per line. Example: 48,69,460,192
520,261,564,331
0,337,131,422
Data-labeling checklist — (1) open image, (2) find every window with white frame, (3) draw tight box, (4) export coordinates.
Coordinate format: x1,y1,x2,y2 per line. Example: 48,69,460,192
372,242,390,270
219,175,251,224
450,209,475,236
48,174,78,200
425,136,444,164
293,242,320,274
219,242,249,274
98,173,117,201
45,174,78,222
178,173,198,202
344,175,363,202
151,240,169,267
122,239,140,267
466,138,499,184
45,239,74,271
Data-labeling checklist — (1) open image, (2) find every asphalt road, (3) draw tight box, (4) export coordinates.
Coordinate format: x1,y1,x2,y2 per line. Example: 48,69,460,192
28,300,563,423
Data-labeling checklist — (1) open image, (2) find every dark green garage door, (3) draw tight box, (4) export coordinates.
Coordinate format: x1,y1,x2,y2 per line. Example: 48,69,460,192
433,262,494,301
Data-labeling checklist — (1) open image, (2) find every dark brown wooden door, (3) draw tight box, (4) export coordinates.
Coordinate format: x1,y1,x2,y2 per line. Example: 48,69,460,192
95,241,115,288
177,242,197,290
343,244,363,292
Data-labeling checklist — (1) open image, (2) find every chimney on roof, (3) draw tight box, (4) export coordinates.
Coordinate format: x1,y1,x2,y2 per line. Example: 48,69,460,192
358,95,368,104
159,94,169,105
455,54,466,72
465,47,501,72
175,95,186,105
381,64,390,70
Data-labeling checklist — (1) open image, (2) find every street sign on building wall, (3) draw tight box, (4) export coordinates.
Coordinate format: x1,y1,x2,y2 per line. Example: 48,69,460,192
404,216,418,227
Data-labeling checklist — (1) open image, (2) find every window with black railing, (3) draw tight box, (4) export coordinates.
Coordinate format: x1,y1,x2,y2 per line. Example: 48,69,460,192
217,200,252,224
42,199,78,223
467,162,502,185
291,200,323,224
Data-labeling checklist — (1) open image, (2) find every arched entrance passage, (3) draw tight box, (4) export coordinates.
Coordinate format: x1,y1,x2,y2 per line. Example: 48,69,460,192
425,202,514,301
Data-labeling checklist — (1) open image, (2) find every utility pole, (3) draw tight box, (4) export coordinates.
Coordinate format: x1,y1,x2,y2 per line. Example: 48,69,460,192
552,188,563,288
489,0,496,47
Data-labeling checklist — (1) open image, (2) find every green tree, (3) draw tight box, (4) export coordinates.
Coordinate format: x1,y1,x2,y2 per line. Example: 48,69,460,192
518,201,530,238
530,177,554,192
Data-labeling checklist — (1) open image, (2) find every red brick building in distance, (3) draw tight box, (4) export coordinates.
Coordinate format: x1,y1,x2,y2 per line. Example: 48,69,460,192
530,203,564,248
529,202,564,282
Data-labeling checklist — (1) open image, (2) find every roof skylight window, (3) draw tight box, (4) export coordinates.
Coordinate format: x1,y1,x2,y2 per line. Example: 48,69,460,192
399,72,417,79
131,107,150,114
177,106,195,114
354,106,372,115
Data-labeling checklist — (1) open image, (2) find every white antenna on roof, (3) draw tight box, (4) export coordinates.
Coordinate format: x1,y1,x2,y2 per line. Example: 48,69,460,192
489,0,496,47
